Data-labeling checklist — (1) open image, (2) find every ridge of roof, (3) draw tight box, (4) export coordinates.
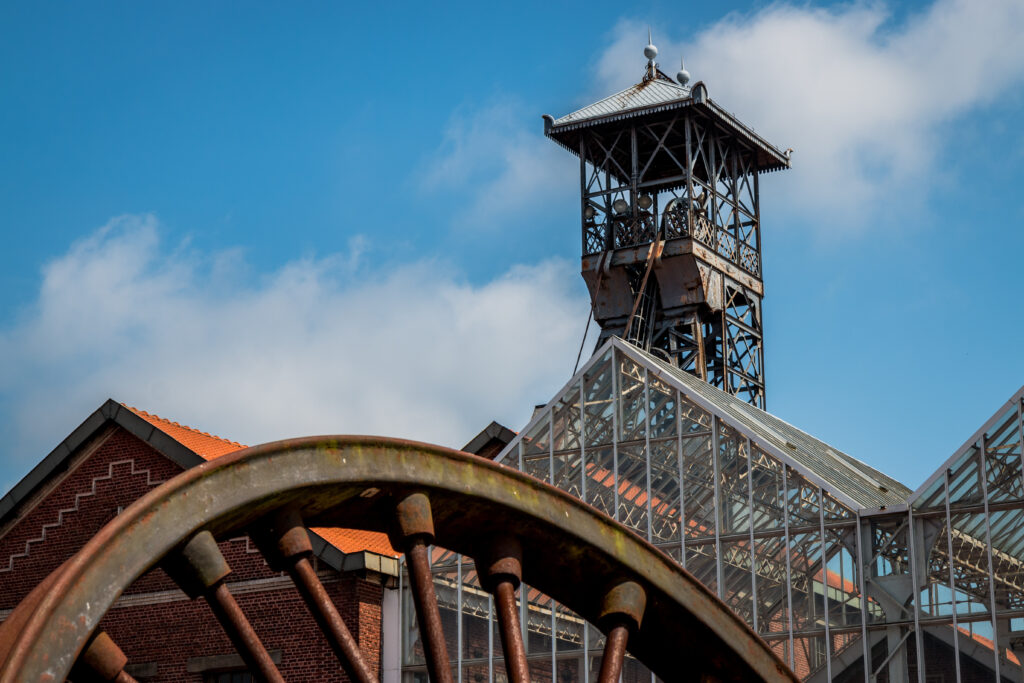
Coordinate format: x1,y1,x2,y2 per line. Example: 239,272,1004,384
123,404,245,460
552,76,691,127
956,625,1020,666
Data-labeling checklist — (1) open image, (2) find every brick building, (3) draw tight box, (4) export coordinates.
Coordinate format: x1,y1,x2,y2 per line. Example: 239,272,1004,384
0,400,406,682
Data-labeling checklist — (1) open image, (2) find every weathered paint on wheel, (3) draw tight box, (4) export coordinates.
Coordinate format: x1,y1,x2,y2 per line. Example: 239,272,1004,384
0,436,797,683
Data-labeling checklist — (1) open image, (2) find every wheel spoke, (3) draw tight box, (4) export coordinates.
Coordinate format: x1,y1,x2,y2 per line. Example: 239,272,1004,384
597,623,629,683
595,581,647,683
395,493,453,683
479,536,529,683
164,531,285,683
207,581,285,683
73,631,140,683
493,581,529,683
292,553,378,683
258,508,378,683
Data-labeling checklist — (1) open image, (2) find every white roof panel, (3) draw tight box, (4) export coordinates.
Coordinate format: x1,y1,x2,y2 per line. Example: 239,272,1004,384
553,77,690,127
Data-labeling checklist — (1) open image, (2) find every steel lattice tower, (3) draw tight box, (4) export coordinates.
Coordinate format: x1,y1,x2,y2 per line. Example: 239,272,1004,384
544,47,790,409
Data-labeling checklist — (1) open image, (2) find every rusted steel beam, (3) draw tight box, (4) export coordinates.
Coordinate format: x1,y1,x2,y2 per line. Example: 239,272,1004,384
394,493,453,683
0,560,66,665
260,507,377,683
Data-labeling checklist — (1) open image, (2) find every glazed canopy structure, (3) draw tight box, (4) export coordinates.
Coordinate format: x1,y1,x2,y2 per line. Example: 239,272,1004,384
399,339,1024,682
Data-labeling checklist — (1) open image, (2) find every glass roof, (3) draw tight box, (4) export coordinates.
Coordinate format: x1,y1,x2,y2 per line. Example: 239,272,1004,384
497,337,909,512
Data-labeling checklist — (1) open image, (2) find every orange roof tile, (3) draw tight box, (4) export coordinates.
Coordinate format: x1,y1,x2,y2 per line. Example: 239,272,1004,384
125,405,246,460
123,405,397,559
311,527,398,558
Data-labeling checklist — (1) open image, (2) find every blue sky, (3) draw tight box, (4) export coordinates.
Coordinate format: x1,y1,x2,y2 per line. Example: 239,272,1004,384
2,0,1023,496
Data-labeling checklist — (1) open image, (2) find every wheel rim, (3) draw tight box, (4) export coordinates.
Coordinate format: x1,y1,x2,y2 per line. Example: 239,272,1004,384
0,436,797,682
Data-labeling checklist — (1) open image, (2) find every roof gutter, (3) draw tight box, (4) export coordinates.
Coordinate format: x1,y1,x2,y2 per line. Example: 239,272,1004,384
308,529,400,586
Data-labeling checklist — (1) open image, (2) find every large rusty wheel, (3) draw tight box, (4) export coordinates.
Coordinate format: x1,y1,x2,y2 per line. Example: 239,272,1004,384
0,437,796,683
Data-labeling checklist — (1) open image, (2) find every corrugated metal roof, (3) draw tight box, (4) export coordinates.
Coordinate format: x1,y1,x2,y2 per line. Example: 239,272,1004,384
553,77,691,127
622,340,911,509
545,74,791,174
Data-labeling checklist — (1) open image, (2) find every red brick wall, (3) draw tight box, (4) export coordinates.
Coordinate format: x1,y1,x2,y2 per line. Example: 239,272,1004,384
0,425,385,681
0,428,181,603
102,570,383,682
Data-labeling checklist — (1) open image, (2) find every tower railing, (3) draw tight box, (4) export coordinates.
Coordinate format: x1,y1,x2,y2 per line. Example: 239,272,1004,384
585,200,760,278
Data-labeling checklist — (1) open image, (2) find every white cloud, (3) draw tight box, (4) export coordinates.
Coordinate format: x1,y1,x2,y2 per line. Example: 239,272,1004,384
0,215,589,489
596,1,1024,231
420,99,577,227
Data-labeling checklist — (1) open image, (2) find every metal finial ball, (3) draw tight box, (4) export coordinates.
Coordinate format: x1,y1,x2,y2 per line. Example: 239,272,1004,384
677,68,690,85
644,43,658,60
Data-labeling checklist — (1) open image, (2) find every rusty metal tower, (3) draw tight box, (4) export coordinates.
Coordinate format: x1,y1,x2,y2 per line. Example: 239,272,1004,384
544,43,790,409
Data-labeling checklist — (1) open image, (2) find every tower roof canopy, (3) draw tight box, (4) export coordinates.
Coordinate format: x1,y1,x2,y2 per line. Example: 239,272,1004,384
551,73,692,128
544,71,792,174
